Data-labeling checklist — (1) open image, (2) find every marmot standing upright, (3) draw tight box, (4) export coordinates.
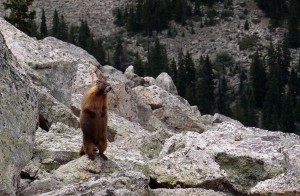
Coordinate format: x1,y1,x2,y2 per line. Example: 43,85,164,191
79,80,112,160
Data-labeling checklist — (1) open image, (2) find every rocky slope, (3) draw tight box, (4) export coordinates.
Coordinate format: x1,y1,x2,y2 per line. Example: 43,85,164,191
0,17,300,196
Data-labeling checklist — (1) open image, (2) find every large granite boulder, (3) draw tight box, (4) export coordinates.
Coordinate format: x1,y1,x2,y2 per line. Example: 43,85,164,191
134,85,206,133
156,72,178,95
102,65,153,126
150,121,300,195
0,31,38,195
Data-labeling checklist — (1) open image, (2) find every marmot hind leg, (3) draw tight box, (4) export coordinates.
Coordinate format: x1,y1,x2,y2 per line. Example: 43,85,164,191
79,146,85,156
81,138,96,160
98,139,108,160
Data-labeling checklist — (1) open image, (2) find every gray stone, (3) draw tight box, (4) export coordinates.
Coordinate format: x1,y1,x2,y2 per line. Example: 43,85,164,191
153,106,206,133
102,65,152,126
0,31,38,195
124,65,145,86
19,178,63,196
250,170,300,195
40,171,149,196
155,72,178,95
149,132,226,189
37,86,79,129
151,188,228,196
133,85,190,110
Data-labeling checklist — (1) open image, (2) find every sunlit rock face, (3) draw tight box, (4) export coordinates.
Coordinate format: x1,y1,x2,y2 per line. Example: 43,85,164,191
0,30,38,196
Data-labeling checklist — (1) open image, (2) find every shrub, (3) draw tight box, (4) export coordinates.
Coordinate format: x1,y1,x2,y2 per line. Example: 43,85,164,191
238,35,259,50
221,9,234,19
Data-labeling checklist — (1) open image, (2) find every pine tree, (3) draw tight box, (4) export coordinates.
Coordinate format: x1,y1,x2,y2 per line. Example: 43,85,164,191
244,19,249,30
185,52,196,104
216,75,231,116
280,90,295,133
86,36,96,57
281,38,291,83
94,38,106,65
247,90,257,127
288,69,299,106
287,0,300,48
3,0,36,36
176,50,186,97
40,8,48,38
114,8,124,26
57,14,68,41
169,58,178,86
262,42,283,130
78,20,90,49
196,55,215,114
68,25,78,45
250,50,266,108
194,0,201,15
52,9,60,38
147,38,168,77
113,37,126,71
134,52,144,76
127,7,137,32
174,0,186,25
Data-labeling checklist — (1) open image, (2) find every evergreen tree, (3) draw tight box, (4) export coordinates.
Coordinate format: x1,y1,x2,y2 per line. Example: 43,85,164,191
281,38,291,83
114,8,124,26
280,90,295,133
113,37,126,71
194,0,201,15
147,38,168,77
3,0,36,36
250,50,266,108
295,99,300,122
185,52,196,86
127,7,137,32
244,19,249,30
78,20,90,49
287,0,300,48
247,90,257,126
216,75,231,116
174,0,187,25
52,9,60,38
288,68,300,106
86,36,96,57
185,52,196,104
40,8,48,38
94,38,106,65
134,52,144,76
28,18,38,38
169,58,178,86
196,55,215,114
255,0,287,27
176,50,186,97
57,14,68,41
68,25,78,45
262,42,283,130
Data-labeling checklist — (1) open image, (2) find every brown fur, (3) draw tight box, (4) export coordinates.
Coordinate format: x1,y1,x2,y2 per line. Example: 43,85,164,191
79,80,111,160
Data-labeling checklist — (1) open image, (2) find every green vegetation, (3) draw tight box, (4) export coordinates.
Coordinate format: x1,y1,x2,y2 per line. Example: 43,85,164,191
3,0,36,36
238,35,258,50
113,0,222,35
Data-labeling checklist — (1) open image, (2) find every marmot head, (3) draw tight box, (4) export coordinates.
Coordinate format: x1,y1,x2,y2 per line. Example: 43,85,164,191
96,80,112,95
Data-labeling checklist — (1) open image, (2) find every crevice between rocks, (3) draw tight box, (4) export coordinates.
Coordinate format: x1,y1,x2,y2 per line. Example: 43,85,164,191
149,177,247,196
20,171,35,181
38,114,50,131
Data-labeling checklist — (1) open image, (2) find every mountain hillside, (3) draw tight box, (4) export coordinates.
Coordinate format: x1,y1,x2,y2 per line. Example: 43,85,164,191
1,15,300,196
2,0,299,133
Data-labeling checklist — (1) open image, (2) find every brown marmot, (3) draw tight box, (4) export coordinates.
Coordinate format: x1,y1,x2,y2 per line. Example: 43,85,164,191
79,80,112,160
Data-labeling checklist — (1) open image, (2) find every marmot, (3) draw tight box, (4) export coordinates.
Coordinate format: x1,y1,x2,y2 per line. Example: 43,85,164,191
79,80,112,160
